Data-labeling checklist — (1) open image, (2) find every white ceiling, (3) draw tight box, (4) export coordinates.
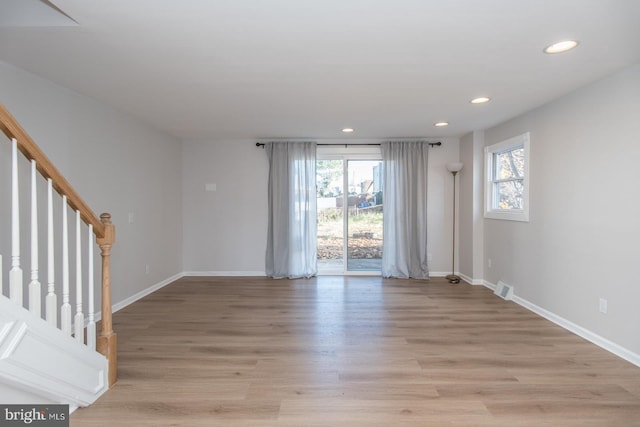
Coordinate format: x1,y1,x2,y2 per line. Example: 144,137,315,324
1,0,639,140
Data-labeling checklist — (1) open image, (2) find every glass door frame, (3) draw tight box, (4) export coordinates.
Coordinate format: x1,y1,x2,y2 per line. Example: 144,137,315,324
317,145,382,276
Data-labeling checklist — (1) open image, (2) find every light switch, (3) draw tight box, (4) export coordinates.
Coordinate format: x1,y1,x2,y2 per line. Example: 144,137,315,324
205,183,217,192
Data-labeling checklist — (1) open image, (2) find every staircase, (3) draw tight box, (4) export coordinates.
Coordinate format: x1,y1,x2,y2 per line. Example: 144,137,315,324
0,103,116,410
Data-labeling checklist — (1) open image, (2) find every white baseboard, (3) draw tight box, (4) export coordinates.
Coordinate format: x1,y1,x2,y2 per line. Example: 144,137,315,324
185,271,455,279
483,280,497,291
184,271,455,279
429,271,449,278
113,272,185,313
94,272,185,322
95,270,268,322
458,272,484,285
482,280,640,368
183,271,266,277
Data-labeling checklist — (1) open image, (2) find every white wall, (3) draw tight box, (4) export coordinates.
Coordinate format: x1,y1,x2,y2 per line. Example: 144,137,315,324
182,138,460,275
181,139,268,273
459,133,473,279
426,137,461,275
0,60,183,308
481,64,640,356
459,131,485,283
458,130,485,284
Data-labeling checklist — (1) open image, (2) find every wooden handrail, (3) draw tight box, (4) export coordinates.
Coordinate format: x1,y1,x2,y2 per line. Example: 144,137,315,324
0,103,105,238
1,102,117,387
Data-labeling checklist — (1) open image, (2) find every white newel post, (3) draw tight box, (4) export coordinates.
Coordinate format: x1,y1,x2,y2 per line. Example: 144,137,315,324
29,160,41,317
87,224,96,350
74,210,84,343
61,196,72,335
10,138,23,306
46,178,57,326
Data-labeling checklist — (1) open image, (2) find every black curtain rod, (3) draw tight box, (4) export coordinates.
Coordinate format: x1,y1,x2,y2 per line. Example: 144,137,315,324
256,142,441,148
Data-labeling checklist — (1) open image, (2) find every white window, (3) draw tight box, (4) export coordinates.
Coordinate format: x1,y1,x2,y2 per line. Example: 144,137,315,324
484,132,530,222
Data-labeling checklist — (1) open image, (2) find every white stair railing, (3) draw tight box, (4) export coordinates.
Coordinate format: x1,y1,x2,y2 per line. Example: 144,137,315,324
8,145,94,344
1,102,117,386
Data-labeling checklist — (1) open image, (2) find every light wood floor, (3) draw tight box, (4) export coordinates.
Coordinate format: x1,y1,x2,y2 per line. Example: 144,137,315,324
72,276,640,426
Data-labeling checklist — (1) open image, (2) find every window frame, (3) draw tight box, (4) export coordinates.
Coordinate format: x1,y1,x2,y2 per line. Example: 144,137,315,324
484,132,530,222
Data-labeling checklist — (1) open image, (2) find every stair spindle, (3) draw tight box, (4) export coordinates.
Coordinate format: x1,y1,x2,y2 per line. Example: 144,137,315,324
29,160,41,317
87,224,96,350
10,138,23,306
46,178,57,326
74,210,84,343
61,196,71,335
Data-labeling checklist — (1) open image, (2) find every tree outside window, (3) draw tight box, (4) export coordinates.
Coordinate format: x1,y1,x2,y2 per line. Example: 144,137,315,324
485,133,530,222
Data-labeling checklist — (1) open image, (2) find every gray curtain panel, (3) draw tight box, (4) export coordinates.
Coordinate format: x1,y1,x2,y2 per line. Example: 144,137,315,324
265,141,318,279
381,141,430,279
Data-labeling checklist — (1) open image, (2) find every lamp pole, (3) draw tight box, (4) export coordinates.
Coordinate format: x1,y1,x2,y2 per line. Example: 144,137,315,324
445,163,463,284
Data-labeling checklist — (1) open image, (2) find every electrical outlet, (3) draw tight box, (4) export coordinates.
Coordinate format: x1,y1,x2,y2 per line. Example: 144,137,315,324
488,258,492,268
145,264,150,275
205,183,217,192
128,212,135,224
599,298,607,314
427,253,432,262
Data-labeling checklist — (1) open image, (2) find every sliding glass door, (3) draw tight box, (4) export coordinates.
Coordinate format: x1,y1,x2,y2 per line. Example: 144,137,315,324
346,160,383,271
317,154,383,274
317,159,344,272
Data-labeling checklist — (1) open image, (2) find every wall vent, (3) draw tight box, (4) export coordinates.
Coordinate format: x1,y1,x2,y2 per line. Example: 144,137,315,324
494,281,514,300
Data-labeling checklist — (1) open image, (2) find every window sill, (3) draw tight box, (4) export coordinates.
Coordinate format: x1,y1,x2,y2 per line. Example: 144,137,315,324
485,210,529,222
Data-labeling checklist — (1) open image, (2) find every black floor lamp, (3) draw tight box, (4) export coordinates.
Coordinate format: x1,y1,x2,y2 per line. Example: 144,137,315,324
446,162,463,284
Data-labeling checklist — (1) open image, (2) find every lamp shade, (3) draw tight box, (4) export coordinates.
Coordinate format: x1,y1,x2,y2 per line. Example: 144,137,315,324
446,162,464,173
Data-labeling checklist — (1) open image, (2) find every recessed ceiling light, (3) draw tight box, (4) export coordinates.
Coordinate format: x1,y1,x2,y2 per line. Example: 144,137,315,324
470,97,490,104
544,40,579,54
434,122,449,127
342,128,354,133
